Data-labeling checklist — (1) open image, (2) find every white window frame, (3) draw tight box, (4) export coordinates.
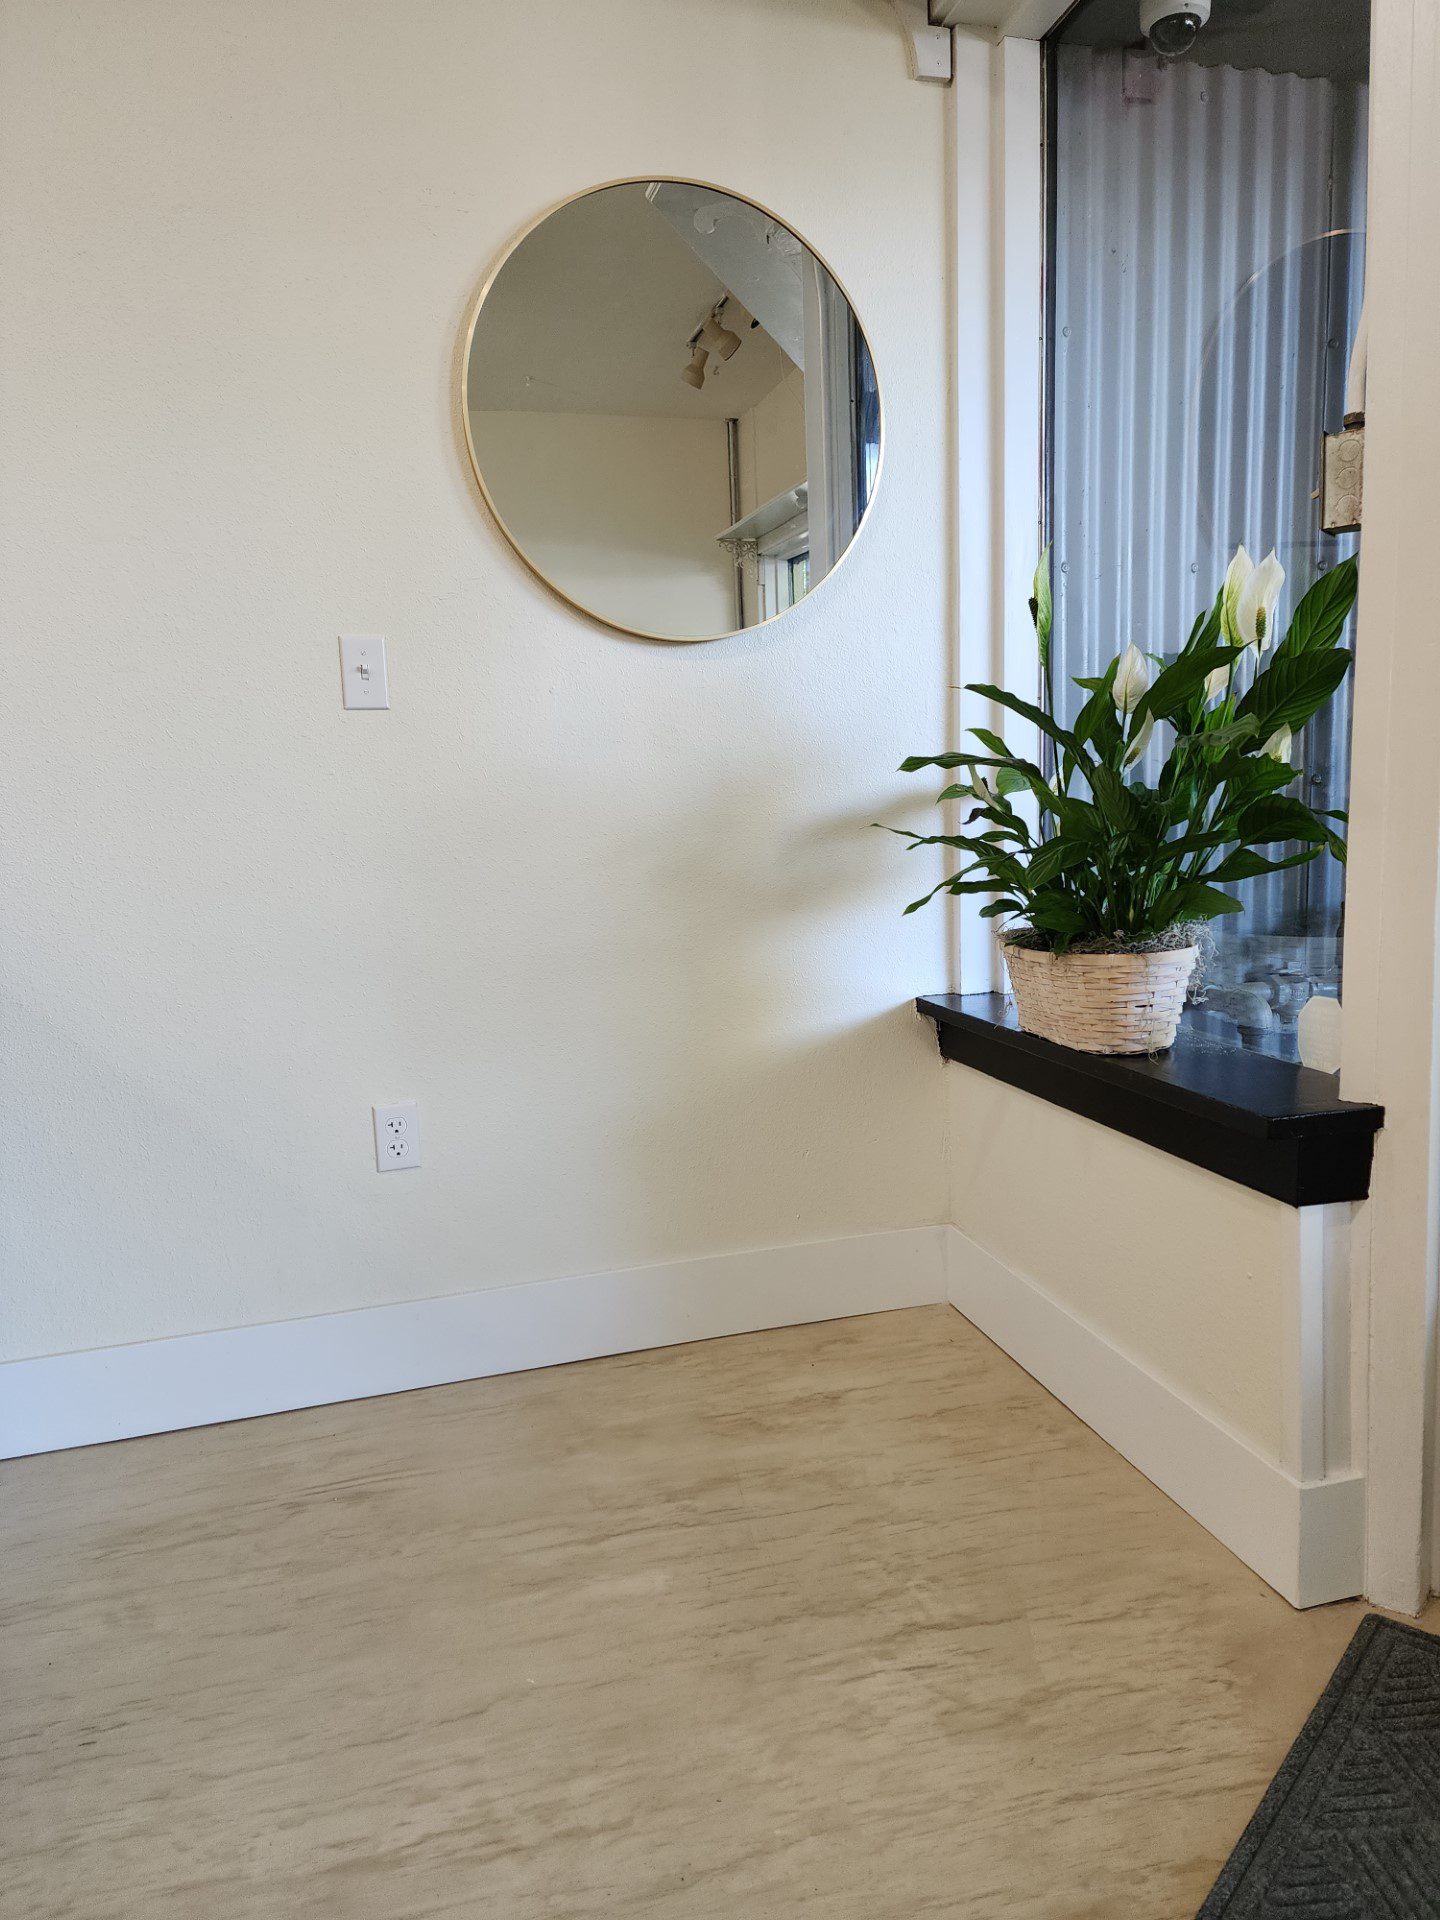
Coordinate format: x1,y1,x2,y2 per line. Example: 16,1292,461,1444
756,514,810,620
964,4,1440,1612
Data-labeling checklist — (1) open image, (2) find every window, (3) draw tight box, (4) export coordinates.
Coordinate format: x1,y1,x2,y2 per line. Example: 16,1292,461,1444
854,328,881,520
1044,0,1368,1059
756,516,811,618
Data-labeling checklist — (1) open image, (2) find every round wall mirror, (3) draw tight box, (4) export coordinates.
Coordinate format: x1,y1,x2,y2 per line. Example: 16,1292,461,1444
462,179,881,643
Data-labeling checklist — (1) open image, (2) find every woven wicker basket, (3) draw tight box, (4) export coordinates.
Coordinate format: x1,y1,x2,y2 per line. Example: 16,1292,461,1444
1002,941,1197,1055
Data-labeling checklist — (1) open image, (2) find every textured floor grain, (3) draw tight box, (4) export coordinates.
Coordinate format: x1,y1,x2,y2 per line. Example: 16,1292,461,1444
3,1305,1429,1919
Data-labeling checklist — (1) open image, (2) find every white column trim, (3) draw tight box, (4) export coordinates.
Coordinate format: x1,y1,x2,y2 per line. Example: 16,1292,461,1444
947,34,1044,996
1338,0,1440,1612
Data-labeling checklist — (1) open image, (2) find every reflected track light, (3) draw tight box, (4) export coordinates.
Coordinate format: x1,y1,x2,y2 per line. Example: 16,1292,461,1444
700,314,741,360
681,345,709,389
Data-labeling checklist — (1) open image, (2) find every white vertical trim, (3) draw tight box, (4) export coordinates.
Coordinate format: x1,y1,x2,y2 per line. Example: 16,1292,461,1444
1338,0,1440,1612
992,38,1045,720
948,33,997,993
1320,1203,1355,1477
1278,1204,1354,1486
947,35,1044,996
1282,1208,1329,1485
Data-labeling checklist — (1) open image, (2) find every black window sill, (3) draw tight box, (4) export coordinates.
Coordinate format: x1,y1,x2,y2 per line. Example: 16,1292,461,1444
917,993,1383,1207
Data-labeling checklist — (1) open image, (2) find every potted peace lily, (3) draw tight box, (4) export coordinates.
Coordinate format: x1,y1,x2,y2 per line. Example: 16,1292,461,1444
889,546,1358,1055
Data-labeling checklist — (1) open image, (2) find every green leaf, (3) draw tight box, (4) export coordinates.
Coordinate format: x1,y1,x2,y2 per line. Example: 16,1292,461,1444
1182,593,1223,657
1013,770,1105,841
1231,794,1343,851
900,752,969,772
1174,714,1262,757
1277,559,1358,656
1166,884,1245,921
1028,900,1090,936
1207,845,1323,882
1087,765,1144,832
966,683,1087,762
1032,548,1053,671
904,873,1007,914
878,827,994,851
1135,646,1243,726
1212,746,1296,789
1025,838,1087,888
900,751,1029,776
979,899,1023,919
1235,647,1353,737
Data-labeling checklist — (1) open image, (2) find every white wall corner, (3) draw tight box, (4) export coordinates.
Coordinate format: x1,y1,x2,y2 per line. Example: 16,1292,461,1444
0,1226,949,1460
943,1224,1366,1607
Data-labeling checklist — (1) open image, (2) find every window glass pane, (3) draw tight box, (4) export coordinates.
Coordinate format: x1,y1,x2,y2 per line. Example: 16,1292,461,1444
1045,0,1368,1059
854,326,881,519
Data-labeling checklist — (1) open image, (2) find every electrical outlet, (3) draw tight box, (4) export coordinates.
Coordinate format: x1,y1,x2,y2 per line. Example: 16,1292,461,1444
373,1101,420,1171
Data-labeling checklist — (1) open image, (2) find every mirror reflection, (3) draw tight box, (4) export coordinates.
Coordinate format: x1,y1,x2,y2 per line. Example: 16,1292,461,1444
463,180,881,641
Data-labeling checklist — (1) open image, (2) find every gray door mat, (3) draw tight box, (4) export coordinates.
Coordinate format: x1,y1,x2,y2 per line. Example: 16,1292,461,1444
1198,1612,1440,1917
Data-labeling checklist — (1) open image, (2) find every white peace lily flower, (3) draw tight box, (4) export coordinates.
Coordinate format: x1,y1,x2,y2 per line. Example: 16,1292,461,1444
1221,545,1254,648
1121,710,1155,768
970,773,997,805
1111,643,1150,716
1205,663,1231,703
1237,549,1285,651
1262,724,1293,765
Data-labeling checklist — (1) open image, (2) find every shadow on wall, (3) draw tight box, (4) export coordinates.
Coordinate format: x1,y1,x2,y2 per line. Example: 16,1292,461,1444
2,990,392,1361
386,687,943,1283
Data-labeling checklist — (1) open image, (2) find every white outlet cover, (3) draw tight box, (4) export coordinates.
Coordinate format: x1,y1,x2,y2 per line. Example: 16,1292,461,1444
373,1101,420,1170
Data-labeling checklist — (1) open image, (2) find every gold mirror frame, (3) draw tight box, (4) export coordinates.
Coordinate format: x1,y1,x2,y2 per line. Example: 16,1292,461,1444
459,176,884,644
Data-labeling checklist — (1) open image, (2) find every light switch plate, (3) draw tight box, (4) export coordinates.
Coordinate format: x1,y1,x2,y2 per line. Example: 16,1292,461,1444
339,633,389,710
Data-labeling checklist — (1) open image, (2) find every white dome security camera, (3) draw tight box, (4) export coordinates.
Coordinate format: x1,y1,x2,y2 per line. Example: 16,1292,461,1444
1139,0,1211,57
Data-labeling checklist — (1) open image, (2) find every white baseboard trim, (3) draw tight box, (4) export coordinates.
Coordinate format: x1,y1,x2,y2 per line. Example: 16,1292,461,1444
0,1225,948,1459
944,1226,1365,1609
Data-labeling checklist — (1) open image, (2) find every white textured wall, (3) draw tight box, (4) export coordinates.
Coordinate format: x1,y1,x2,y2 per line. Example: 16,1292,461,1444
470,410,735,637
737,367,808,518
0,0,951,1360
948,1069,1296,1460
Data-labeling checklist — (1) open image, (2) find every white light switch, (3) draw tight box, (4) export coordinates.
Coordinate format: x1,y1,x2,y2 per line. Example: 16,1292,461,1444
339,633,389,710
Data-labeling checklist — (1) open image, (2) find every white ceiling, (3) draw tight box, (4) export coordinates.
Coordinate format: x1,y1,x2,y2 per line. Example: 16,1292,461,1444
467,184,797,421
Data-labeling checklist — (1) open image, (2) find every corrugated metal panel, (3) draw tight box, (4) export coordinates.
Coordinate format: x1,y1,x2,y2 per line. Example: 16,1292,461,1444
1049,46,1367,1051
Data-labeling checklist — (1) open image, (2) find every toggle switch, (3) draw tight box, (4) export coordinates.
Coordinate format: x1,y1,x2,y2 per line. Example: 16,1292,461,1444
339,634,389,710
